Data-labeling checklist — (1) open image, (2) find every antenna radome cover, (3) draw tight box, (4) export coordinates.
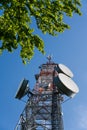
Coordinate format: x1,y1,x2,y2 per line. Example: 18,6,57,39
15,79,29,99
56,64,73,78
54,73,79,97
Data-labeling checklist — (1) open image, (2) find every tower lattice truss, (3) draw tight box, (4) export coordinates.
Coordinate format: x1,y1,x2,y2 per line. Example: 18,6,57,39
14,58,79,130
14,62,64,130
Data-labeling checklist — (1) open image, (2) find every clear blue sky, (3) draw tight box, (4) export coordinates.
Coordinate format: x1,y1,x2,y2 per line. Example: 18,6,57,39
0,1,87,130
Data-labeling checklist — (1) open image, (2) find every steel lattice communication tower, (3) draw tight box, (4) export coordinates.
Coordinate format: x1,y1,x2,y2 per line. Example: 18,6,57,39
14,57,79,130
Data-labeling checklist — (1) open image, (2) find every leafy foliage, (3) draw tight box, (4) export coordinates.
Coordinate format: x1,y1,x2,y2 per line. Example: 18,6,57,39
0,0,82,63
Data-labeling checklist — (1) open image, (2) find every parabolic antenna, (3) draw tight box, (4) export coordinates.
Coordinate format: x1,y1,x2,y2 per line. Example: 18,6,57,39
15,79,29,99
55,64,73,78
54,73,79,98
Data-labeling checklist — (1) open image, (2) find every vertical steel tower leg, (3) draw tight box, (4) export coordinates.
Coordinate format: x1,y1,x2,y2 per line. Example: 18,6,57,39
51,90,64,130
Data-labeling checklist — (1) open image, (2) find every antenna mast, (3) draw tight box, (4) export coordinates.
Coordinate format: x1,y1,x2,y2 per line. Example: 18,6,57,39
14,58,79,130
